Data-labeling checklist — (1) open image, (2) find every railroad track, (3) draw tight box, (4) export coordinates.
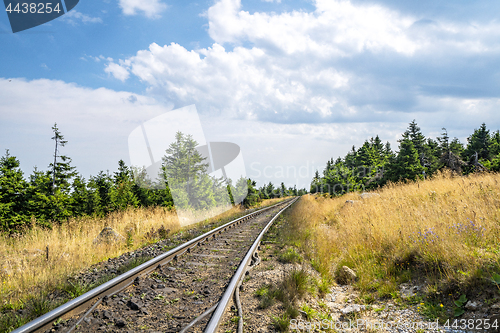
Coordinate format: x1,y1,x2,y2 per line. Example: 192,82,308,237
13,197,299,333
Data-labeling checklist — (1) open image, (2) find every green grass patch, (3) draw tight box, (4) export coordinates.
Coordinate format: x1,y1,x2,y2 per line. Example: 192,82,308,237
279,248,303,264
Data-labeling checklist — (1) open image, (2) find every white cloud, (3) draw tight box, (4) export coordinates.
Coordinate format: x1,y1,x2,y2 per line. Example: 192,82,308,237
118,0,168,18
105,41,350,120
62,10,103,25
104,0,500,125
207,0,418,55
0,78,170,178
105,62,130,81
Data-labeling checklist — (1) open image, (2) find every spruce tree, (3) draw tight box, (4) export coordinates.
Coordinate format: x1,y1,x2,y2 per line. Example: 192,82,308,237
49,124,76,194
161,132,227,210
161,132,208,185
25,168,60,225
403,120,426,157
437,128,450,154
0,151,27,230
241,179,261,207
70,175,89,216
450,138,465,156
387,139,424,182
92,171,114,214
464,123,491,161
112,160,139,210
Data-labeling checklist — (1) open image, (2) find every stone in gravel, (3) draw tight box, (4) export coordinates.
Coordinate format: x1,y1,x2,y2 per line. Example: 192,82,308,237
203,290,211,295
158,287,177,294
465,301,479,310
127,299,142,311
336,266,357,285
115,319,126,328
341,304,365,315
134,276,141,284
167,267,176,271
399,283,421,299
172,315,185,319
157,284,166,289
103,310,113,320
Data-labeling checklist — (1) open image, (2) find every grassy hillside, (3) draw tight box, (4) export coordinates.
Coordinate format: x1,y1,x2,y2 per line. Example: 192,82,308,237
288,171,500,318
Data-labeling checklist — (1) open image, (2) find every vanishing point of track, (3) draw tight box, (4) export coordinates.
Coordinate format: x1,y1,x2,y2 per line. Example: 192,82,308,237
12,197,299,333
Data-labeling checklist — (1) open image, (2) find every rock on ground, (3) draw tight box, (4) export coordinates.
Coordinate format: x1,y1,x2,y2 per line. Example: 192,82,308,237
93,227,125,245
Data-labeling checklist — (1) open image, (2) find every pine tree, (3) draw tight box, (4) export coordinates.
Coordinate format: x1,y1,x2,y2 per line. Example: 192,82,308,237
241,179,261,207
464,123,491,161
25,168,64,225
344,146,357,169
92,171,114,214
161,132,208,186
450,138,464,156
160,132,228,210
0,151,27,230
112,160,139,210
424,138,440,174
403,120,426,157
387,139,424,182
265,182,276,198
49,124,76,194
280,182,286,197
70,175,89,216
437,128,450,154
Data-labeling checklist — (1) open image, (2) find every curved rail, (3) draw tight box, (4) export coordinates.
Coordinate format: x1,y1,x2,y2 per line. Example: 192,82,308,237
12,198,296,333
204,196,299,333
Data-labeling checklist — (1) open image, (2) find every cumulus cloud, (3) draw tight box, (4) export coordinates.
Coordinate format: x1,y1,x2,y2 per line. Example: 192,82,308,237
207,0,419,55
104,0,500,126
105,41,351,121
118,0,168,18
105,62,130,81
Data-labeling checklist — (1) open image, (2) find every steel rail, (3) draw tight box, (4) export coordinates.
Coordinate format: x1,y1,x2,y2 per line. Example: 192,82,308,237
204,196,299,333
11,198,296,333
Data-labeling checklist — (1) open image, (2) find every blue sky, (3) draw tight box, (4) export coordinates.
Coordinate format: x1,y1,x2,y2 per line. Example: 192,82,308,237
1,0,500,189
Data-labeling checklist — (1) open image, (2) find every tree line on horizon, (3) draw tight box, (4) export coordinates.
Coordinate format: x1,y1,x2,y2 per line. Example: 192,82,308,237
310,120,500,195
0,125,305,232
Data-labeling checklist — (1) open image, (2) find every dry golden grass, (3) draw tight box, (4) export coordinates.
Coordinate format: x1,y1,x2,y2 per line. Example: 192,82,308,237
0,207,180,306
288,171,500,298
